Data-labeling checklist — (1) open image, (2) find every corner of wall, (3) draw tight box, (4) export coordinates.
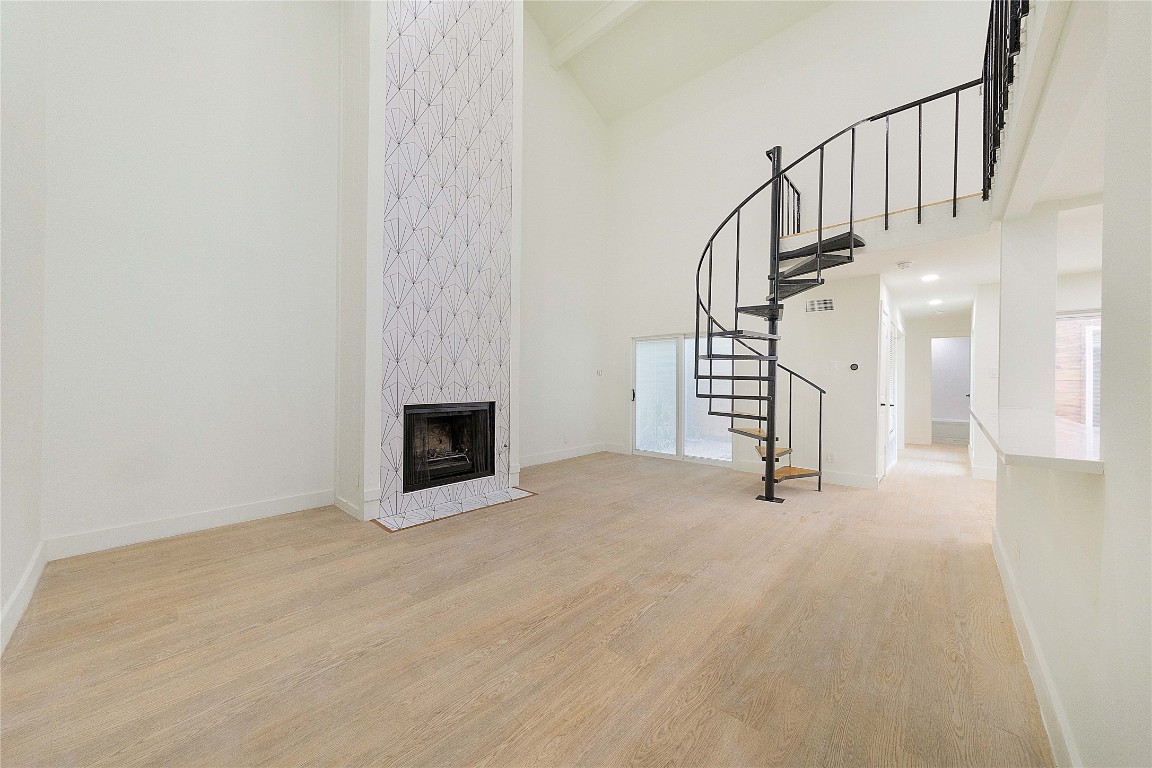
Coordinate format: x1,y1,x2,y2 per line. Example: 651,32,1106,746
0,543,47,653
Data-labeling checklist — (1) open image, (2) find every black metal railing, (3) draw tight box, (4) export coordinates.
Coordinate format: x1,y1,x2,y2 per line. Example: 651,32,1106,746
693,0,1029,501
778,364,826,492
983,0,1029,199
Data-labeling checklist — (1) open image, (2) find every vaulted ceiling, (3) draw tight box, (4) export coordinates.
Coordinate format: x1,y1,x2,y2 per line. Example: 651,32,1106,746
525,1,830,122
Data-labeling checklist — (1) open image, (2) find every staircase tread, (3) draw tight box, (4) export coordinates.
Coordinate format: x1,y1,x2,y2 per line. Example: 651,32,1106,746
755,445,793,459
728,426,767,440
736,304,784,320
772,279,825,301
697,393,772,401
697,375,775,381
775,465,820,480
709,330,779,341
779,232,865,261
779,253,853,280
709,410,769,421
699,354,776,361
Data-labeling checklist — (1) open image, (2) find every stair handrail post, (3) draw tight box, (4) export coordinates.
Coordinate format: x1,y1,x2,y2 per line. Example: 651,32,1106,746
760,145,783,503
817,391,824,492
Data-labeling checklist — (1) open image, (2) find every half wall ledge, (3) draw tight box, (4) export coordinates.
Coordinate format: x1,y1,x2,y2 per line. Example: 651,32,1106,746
971,406,1103,474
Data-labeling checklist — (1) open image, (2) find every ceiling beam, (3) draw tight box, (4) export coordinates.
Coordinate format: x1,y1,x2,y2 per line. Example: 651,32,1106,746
550,1,641,68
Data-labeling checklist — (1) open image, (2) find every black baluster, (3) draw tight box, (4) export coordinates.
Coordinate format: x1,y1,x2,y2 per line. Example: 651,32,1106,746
954,90,960,217
850,127,856,257
917,104,923,224
884,115,890,230
734,209,741,330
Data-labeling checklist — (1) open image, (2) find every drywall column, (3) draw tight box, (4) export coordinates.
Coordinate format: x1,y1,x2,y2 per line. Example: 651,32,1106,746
998,206,1057,412
969,283,1000,479
1,1,47,650
1091,1,1152,764
335,1,370,519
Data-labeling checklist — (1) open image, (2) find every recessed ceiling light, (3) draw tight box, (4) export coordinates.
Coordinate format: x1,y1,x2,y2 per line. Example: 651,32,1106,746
928,299,943,306
921,274,940,282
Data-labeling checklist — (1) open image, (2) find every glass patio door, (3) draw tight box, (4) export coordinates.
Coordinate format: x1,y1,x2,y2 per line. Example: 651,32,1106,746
633,335,733,463
633,337,679,456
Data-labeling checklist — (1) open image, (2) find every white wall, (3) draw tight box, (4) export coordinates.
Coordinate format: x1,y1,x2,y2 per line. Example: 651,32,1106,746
37,2,341,549
994,4,1151,765
519,13,611,468
1056,270,1101,312
1,1,48,649
903,311,971,446
753,276,883,488
969,283,1000,479
930,337,971,421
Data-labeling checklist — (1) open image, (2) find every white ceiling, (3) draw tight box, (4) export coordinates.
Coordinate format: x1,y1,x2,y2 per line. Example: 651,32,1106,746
525,0,830,122
827,203,1104,320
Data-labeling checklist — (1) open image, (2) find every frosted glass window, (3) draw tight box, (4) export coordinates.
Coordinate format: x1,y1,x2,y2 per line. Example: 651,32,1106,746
684,337,732,461
635,339,678,455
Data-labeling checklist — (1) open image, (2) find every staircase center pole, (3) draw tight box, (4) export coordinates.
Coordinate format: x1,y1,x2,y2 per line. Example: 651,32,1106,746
759,146,784,503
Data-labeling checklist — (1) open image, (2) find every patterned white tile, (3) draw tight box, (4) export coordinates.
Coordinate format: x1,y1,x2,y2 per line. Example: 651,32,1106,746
379,0,515,531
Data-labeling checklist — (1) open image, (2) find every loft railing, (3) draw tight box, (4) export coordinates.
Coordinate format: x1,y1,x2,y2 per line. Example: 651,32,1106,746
984,0,1029,199
692,0,1029,497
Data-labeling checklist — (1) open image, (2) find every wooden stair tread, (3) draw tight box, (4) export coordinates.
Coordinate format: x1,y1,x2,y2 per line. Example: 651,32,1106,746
728,426,766,439
775,465,820,480
756,445,793,459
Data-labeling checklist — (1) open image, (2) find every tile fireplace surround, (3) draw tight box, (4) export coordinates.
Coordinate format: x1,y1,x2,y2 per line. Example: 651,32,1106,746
378,0,519,531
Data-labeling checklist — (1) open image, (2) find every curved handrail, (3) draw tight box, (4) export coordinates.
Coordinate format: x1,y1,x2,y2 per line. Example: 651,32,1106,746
695,76,982,271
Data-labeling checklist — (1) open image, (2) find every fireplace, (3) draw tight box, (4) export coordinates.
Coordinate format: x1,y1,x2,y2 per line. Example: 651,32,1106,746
403,402,496,493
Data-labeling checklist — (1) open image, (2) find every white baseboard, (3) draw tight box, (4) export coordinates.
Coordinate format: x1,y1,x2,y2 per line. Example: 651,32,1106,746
992,527,1076,767
822,471,880,489
364,487,381,504
1,542,47,654
971,464,997,481
604,443,630,455
43,490,335,562
520,443,607,468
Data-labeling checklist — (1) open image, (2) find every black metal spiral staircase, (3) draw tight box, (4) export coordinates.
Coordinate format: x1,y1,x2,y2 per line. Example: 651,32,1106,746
695,0,1028,502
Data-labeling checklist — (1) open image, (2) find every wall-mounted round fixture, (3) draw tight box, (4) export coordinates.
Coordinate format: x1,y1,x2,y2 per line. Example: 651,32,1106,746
850,363,859,371
921,273,940,282
897,261,912,270
928,299,943,306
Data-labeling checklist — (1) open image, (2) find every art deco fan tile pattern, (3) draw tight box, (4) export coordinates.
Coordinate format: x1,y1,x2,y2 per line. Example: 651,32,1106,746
379,0,517,531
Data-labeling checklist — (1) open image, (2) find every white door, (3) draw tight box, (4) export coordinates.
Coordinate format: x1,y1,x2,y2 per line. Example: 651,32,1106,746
885,320,899,470
879,304,897,479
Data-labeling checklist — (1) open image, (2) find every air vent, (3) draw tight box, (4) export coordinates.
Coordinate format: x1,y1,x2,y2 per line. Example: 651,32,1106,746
805,298,835,313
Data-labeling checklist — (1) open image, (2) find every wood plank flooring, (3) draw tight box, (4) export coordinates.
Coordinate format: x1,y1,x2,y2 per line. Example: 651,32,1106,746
0,446,1053,767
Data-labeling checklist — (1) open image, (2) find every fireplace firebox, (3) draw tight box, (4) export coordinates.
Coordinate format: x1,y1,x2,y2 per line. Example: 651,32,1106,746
403,402,496,493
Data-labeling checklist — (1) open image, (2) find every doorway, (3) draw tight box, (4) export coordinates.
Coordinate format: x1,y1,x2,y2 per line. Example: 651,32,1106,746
930,336,972,445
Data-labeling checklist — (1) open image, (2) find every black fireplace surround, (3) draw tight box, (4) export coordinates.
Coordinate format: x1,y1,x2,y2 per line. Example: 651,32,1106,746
403,402,495,494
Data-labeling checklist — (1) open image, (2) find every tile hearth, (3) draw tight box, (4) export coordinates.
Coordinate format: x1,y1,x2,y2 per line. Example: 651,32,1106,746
376,487,533,532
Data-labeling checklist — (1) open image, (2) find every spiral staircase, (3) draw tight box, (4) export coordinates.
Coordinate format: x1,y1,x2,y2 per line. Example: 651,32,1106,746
695,0,1029,502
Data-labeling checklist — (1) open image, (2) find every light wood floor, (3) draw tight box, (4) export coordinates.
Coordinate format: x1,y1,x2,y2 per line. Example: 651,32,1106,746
1,446,1052,767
